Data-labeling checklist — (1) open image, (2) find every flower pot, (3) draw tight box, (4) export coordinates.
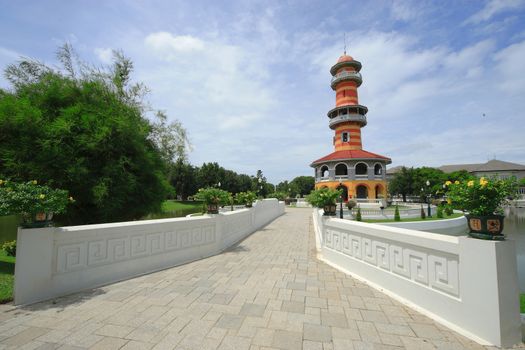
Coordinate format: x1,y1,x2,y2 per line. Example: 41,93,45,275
465,214,505,240
21,212,53,228
207,204,219,214
323,204,337,216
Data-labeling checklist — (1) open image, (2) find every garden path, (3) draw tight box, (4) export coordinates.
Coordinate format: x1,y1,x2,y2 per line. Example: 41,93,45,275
0,208,513,349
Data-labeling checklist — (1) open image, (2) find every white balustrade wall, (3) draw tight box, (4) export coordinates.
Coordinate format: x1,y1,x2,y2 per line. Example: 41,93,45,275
15,199,284,306
312,209,522,348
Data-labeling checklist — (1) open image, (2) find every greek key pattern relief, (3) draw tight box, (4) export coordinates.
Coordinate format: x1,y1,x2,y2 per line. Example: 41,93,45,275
324,229,459,297
55,225,216,274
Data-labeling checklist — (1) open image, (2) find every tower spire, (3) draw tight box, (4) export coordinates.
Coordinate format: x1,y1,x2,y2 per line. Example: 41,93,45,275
343,32,347,55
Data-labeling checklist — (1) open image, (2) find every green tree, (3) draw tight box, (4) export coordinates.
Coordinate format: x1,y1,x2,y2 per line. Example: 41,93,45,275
0,45,180,224
197,162,226,189
290,176,315,197
388,167,415,202
170,159,198,200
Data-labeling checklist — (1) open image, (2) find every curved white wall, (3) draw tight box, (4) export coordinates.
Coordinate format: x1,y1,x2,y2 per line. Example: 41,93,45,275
312,209,521,348
379,215,467,235
14,199,285,306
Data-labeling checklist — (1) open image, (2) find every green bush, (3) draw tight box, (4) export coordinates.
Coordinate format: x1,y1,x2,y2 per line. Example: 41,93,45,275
306,188,342,208
267,191,287,201
394,205,401,221
437,205,444,218
235,191,257,207
1,240,16,257
0,180,72,225
346,200,357,210
444,205,454,216
356,207,362,221
195,187,230,206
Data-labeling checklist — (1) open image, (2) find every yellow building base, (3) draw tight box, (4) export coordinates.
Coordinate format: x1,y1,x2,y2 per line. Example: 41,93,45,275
315,180,388,200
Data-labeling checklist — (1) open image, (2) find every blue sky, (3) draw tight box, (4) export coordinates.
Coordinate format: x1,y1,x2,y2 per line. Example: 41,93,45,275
1,0,525,184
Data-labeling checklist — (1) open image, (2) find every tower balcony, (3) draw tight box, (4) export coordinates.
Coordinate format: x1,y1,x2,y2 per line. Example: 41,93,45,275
330,71,362,89
329,114,367,129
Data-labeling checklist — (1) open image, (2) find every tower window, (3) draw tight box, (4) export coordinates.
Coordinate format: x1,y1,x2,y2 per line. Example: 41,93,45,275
341,132,349,142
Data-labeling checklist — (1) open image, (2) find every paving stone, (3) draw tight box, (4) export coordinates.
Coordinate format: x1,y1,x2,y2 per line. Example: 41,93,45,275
279,301,304,314
271,329,302,350
240,303,266,317
321,311,347,327
303,323,332,342
216,314,245,330
2,327,49,347
90,336,129,350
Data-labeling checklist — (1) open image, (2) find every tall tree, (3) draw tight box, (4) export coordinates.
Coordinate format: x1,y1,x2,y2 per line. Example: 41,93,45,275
170,159,198,200
388,167,415,202
0,45,187,224
290,176,315,197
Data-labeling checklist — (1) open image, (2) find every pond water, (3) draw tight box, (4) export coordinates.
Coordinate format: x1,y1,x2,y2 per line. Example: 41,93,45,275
504,207,525,292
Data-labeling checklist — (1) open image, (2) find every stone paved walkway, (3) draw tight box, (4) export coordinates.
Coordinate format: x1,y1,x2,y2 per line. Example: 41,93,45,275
0,209,520,350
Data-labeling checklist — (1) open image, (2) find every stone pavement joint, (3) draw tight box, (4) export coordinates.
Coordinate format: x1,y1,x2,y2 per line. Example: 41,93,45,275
0,208,522,349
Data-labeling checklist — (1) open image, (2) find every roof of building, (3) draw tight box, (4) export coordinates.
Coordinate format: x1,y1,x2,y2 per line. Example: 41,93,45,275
438,159,525,173
311,149,391,166
337,54,354,63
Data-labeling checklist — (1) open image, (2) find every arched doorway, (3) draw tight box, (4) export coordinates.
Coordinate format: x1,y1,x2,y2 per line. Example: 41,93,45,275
356,185,368,199
375,184,383,198
336,184,348,202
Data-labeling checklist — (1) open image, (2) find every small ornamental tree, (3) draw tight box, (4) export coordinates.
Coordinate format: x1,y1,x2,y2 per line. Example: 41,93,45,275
235,191,257,207
394,205,401,221
356,207,362,221
420,206,426,219
437,205,444,218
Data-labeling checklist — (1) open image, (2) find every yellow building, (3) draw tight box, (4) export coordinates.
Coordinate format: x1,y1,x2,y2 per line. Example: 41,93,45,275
310,53,391,203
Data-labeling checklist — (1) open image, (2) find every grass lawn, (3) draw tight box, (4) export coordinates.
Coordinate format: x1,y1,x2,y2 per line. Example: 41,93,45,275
0,251,15,303
363,213,463,223
521,294,525,313
145,200,204,219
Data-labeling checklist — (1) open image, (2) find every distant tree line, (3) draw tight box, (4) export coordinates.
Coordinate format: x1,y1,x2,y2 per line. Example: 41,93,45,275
389,166,476,201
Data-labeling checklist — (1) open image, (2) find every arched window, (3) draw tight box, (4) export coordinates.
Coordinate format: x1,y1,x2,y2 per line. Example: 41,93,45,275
355,163,368,175
374,164,383,175
335,163,348,176
320,165,329,178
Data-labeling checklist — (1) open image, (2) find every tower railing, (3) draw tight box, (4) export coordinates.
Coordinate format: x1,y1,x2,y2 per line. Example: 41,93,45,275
330,71,362,88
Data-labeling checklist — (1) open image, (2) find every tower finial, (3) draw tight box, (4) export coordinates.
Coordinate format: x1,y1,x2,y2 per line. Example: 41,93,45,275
344,32,347,55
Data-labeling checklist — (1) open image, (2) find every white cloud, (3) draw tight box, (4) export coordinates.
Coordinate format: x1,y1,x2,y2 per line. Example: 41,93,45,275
464,0,525,24
94,47,113,64
494,40,525,92
390,0,423,21
144,32,205,55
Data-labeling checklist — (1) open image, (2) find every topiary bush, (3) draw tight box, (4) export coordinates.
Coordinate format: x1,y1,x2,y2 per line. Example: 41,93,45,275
1,240,16,257
394,205,401,221
437,205,444,218
420,206,426,219
356,207,362,221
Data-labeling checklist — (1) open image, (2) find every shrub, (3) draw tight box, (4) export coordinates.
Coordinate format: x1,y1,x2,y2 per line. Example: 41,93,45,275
444,205,454,216
356,207,362,221
306,188,342,208
195,187,230,206
1,240,16,257
0,180,72,225
394,205,401,221
267,191,287,201
437,205,444,218
420,207,426,219
346,200,357,210
235,191,257,207
445,177,517,216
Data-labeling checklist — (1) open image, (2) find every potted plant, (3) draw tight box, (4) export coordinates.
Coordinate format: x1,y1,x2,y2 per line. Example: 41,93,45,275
446,177,517,240
235,191,257,208
306,188,342,216
195,187,230,214
346,199,357,210
0,180,72,228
